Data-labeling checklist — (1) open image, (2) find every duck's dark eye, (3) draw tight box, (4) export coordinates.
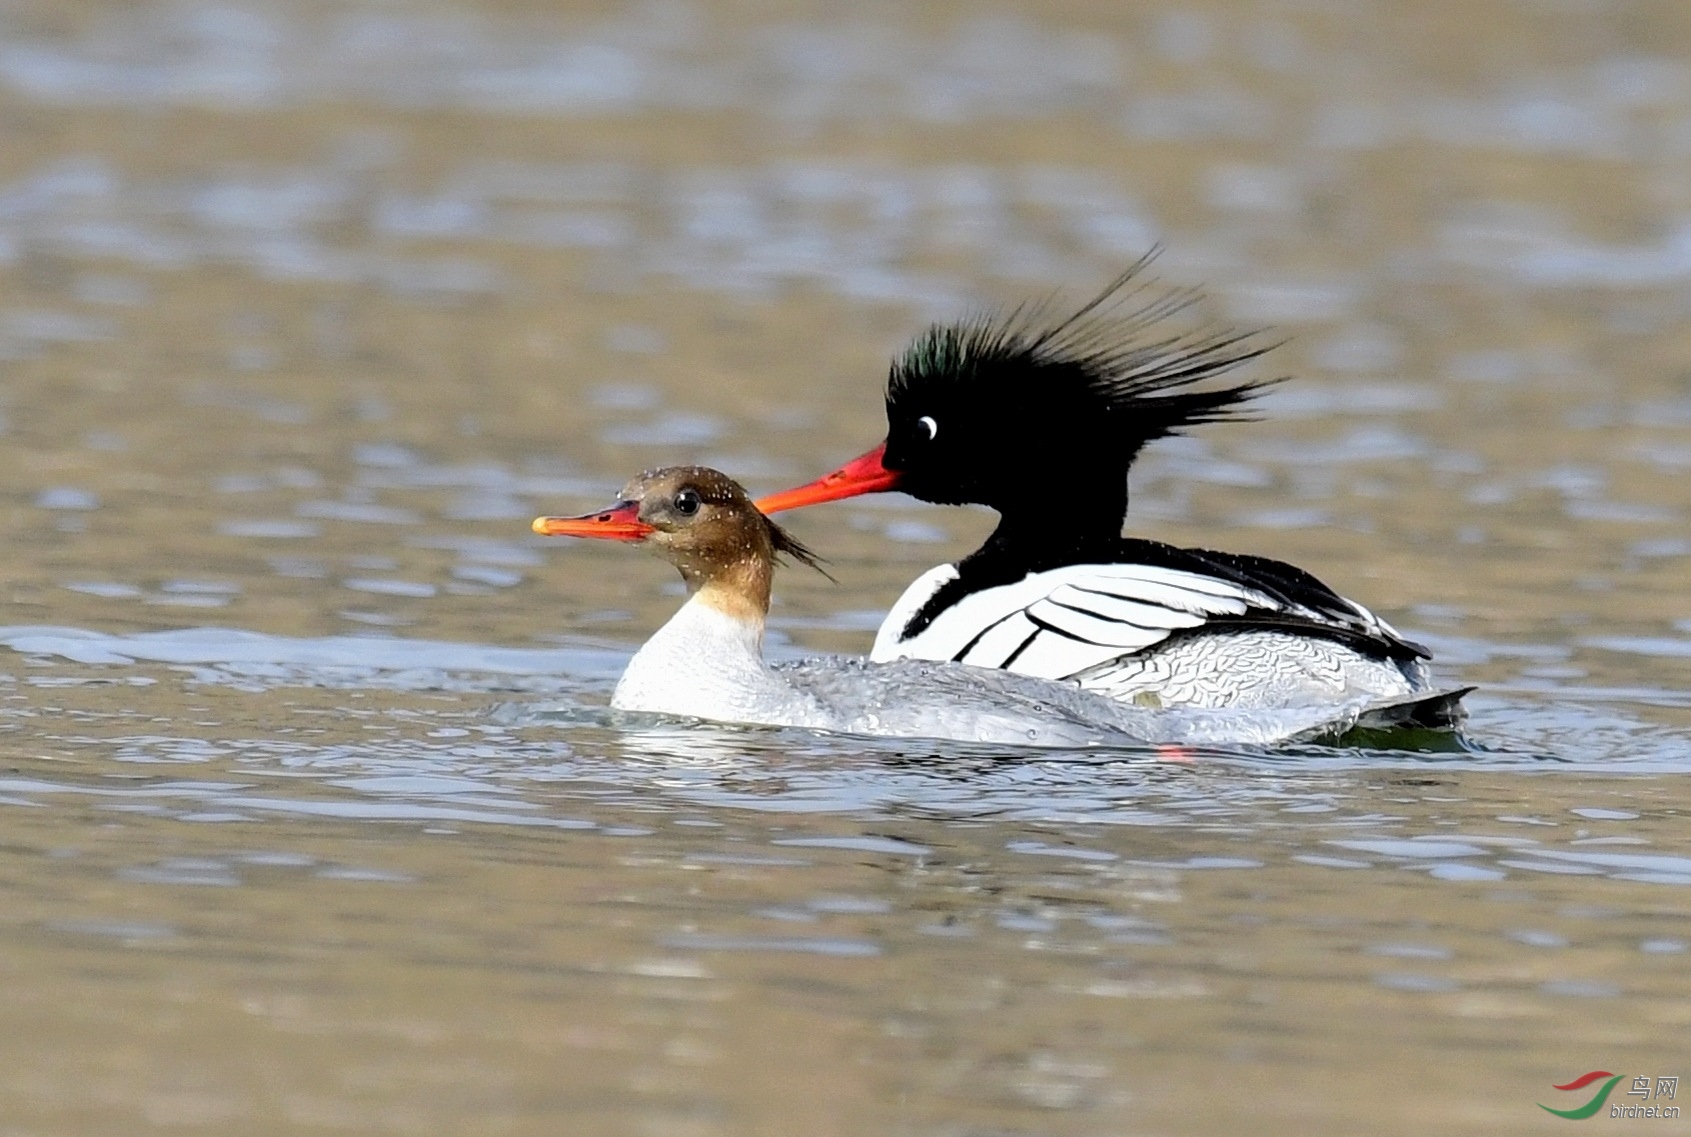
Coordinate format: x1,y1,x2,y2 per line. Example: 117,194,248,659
917,415,938,441
673,488,701,516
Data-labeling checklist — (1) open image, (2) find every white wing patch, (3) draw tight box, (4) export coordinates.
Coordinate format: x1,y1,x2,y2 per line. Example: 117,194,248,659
869,562,1286,681
870,564,959,661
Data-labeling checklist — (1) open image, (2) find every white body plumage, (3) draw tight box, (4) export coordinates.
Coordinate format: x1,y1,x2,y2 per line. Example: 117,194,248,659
870,562,1429,710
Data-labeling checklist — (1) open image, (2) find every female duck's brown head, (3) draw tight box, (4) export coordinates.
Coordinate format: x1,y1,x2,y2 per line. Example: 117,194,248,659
534,466,825,617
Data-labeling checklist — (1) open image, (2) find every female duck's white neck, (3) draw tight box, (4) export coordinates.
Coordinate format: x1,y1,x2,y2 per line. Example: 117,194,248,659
611,568,824,726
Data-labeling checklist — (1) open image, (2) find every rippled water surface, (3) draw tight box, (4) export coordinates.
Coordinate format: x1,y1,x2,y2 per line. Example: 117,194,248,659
1,1,1689,1134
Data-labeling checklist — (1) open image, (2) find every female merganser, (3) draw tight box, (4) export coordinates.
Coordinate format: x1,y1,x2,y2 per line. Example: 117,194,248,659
532,466,1458,746
755,261,1456,718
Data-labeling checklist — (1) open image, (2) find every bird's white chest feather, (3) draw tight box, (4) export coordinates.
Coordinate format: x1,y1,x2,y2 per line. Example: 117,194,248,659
613,597,814,722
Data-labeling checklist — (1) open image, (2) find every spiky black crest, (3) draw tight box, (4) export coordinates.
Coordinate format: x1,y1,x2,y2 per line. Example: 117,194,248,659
888,252,1282,451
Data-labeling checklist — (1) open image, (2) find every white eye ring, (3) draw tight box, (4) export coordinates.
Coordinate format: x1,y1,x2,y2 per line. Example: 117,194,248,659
917,415,938,440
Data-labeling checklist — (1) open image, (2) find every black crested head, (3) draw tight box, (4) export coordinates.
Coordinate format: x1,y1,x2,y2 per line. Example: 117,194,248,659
880,253,1282,512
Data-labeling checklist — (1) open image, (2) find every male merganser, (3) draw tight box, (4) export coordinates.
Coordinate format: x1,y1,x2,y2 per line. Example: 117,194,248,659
755,261,1455,717
533,466,1460,746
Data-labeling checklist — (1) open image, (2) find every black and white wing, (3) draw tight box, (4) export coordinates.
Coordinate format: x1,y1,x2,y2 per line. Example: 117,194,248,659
869,562,1301,680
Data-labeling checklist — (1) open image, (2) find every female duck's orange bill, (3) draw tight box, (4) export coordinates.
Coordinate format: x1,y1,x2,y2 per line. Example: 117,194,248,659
532,500,654,541
754,442,903,514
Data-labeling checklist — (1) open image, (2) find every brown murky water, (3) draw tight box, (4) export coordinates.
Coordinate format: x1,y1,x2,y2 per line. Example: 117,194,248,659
0,1,1688,1134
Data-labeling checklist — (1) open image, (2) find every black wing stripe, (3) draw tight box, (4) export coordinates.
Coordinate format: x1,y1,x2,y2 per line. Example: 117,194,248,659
1065,581,1254,615
1045,598,1169,634
1026,613,1113,648
948,608,1026,663
999,628,1043,669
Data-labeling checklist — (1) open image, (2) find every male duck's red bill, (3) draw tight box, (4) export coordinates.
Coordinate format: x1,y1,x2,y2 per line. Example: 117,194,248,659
754,442,901,514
